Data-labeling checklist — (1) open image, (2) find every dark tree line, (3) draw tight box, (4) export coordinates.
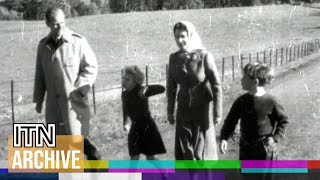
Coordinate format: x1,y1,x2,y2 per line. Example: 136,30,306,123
0,0,310,20
0,0,108,20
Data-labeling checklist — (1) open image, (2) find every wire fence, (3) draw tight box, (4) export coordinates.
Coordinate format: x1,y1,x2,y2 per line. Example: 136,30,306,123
0,38,319,124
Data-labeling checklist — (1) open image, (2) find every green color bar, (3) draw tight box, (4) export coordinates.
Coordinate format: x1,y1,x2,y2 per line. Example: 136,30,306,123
175,160,241,169
84,160,108,169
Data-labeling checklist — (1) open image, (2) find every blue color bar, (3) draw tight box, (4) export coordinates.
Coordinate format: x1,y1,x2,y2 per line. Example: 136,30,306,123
108,160,175,169
0,168,8,173
0,173,59,180
241,168,308,173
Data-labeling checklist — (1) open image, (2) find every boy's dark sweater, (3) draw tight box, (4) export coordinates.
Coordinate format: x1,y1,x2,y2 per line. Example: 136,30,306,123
220,93,289,143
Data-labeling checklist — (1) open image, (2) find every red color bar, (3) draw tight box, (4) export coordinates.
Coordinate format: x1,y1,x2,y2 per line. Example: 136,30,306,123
308,160,320,169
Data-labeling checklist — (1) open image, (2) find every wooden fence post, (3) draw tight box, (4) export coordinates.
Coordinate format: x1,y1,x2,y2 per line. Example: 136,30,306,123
281,48,284,65
263,50,266,63
11,80,15,123
232,56,235,80
289,46,292,62
145,65,149,86
269,49,272,66
121,69,124,92
294,46,296,61
222,57,225,82
305,43,307,56
166,64,169,83
92,83,97,115
249,53,252,63
297,45,300,59
275,49,278,66
240,54,243,69
257,52,259,62
285,47,288,63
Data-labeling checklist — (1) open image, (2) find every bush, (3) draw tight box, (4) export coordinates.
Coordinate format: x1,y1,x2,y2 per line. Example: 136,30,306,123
88,2,100,15
22,0,71,20
71,8,78,17
74,2,100,16
101,3,111,14
109,0,126,13
0,6,10,18
0,6,20,20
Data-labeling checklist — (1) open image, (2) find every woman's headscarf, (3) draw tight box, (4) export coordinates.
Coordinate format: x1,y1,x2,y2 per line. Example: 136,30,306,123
173,21,205,50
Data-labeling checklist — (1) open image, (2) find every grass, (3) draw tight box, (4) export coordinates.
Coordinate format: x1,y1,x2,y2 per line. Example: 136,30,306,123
1,5,320,160
88,52,320,160
1,5,320,80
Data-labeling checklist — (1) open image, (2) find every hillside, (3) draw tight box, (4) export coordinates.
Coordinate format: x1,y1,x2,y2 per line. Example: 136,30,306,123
0,5,320,82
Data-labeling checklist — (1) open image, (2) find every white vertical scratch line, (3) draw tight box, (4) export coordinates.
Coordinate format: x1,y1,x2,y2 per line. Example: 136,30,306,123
288,5,297,24
304,84,309,95
259,7,262,16
21,19,24,41
238,42,241,69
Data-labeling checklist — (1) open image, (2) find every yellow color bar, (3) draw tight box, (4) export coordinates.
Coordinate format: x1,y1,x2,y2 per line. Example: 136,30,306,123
84,160,108,169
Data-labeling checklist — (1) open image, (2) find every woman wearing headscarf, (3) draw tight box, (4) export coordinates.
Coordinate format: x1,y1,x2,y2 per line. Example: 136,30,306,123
167,21,222,160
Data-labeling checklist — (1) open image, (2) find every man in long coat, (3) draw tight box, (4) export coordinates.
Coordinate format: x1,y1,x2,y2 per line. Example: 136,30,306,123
33,7,100,160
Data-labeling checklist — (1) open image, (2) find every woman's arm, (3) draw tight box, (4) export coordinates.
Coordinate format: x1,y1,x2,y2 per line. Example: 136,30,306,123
121,92,130,131
204,52,223,124
167,54,178,124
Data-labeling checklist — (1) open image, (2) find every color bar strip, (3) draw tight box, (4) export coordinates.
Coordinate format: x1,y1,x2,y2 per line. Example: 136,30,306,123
308,160,320,169
241,168,308,173
242,160,308,168
108,160,175,169
143,172,225,180
84,160,108,169
108,168,175,173
175,160,241,169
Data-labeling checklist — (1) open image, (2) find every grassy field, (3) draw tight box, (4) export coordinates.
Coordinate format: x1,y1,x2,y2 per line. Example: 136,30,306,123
1,5,320,80
1,5,320,160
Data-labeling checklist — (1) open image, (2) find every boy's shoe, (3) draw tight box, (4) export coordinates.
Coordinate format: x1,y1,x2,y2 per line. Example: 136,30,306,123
84,138,101,160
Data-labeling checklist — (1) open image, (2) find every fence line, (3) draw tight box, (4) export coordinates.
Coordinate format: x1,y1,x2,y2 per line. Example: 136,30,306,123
2,38,320,123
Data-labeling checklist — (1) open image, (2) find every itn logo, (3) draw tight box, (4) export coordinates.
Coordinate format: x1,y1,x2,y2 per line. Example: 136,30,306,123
13,123,56,148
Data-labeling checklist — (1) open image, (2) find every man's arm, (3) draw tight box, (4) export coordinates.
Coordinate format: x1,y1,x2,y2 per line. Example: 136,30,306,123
76,37,98,94
33,44,46,113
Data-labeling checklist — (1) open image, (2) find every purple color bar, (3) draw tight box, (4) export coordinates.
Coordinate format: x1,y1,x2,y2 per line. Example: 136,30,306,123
242,160,308,168
143,172,225,180
108,168,175,173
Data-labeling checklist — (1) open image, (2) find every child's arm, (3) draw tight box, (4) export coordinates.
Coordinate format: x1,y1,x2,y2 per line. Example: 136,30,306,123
141,85,165,98
167,54,177,125
204,52,223,125
219,99,241,154
121,92,130,132
220,99,241,140
270,99,289,143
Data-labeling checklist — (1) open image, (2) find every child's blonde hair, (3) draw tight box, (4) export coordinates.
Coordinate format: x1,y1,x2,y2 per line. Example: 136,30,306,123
243,62,273,86
123,65,144,85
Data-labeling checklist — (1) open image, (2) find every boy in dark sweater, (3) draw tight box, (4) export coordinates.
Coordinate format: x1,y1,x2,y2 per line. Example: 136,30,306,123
219,62,289,160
